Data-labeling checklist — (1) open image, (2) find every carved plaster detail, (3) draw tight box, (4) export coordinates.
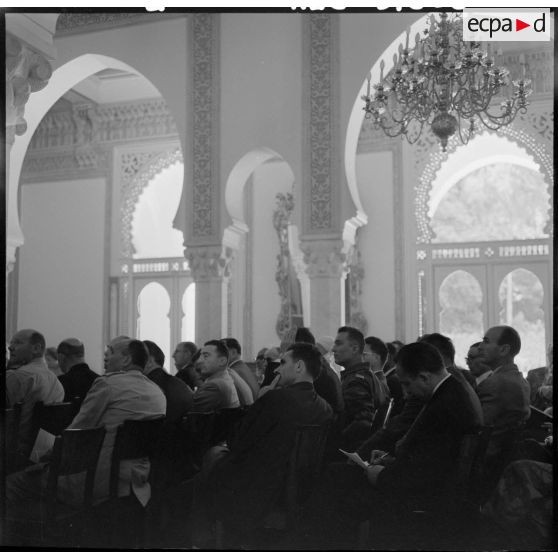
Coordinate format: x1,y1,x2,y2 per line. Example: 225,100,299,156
5,33,52,138
22,146,108,176
273,193,304,339
120,147,183,257
303,14,339,233
190,13,220,239
185,245,233,282
345,248,368,335
300,239,349,279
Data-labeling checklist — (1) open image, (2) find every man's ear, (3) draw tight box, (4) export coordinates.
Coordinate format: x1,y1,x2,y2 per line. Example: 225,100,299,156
417,370,430,384
499,343,511,357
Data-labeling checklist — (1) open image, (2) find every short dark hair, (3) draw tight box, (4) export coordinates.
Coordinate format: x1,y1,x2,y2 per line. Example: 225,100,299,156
337,326,364,354
295,327,316,345
497,326,521,357
287,342,322,380
395,342,444,378
364,336,388,366
221,337,241,355
204,340,229,363
126,339,149,369
29,331,46,354
143,340,165,367
419,333,455,363
57,341,85,358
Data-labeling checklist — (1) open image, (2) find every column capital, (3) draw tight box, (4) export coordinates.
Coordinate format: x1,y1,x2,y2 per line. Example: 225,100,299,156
185,245,234,282
300,239,349,279
6,33,53,138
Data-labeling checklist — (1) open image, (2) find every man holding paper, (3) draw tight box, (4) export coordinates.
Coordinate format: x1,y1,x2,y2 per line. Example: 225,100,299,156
298,341,483,549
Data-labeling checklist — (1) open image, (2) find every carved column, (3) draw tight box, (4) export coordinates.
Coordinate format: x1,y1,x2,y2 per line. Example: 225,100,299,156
6,32,53,273
185,245,233,344
300,239,349,339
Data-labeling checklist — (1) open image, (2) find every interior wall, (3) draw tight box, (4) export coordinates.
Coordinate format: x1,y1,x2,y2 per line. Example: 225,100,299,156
250,161,292,356
18,178,107,373
356,150,396,340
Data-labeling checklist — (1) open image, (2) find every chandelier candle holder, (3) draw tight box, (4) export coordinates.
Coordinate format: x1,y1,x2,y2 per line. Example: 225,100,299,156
362,12,532,151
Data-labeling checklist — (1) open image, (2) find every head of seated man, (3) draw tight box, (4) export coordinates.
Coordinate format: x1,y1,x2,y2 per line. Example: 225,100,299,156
332,326,365,369
478,325,521,371
198,340,230,378
104,336,148,374
8,329,46,369
395,341,449,403
466,342,492,377
276,342,322,387
363,336,388,373
57,338,86,373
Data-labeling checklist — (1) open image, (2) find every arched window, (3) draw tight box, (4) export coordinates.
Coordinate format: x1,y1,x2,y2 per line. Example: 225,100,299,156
132,161,184,258
498,268,545,371
439,270,484,366
181,282,196,343
137,282,171,367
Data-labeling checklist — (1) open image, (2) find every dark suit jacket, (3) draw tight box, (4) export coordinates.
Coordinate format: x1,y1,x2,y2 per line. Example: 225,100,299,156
59,362,99,403
314,357,344,415
376,375,483,504
175,363,202,391
476,362,530,434
147,367,194,423
385,368,405,417
211,382,332,528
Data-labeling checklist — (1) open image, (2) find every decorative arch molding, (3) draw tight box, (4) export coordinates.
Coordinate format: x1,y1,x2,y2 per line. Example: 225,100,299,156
120,146,183,258
415,110,554,243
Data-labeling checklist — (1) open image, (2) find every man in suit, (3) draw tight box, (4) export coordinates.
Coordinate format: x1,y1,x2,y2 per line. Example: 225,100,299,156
143,340,194,423
57,338,99,404
476,326,530,434
189,342,332,547
192,340,240,411
6,329,64,466
221,337,259,399
298,342,483,549
333,326,387,451
174,341,202,390
363,336,398,415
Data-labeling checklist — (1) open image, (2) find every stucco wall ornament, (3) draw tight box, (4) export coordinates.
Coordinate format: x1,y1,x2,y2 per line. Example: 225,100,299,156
185,245,233,282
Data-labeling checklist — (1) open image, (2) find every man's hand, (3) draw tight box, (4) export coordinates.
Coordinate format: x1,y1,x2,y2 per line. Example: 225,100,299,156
257,373,281,399
369,449,395,466
366,464,385,485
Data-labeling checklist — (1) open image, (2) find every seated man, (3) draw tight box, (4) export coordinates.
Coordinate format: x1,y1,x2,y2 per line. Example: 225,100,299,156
363,336,393,412
192,340,240,412
221,337,260,399
6,329,64,466
466,342,493,387
143,339,194,423
298,342,483,550
6,337,166,518
189,342,332,547
333,326,387,451
173,341,202,390
57,338,99,404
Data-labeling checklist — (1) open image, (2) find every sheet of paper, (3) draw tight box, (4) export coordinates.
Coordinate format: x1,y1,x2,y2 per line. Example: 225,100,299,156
339,449,369,469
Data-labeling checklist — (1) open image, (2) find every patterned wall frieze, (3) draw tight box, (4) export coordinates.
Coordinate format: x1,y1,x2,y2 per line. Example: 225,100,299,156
300,239,349,279
345,248,368,335
55,12,177,35
6,33,53,141
303,14,340,234
185,245,233,282
27,98,178,151
189,13,220,240
119,147,183,258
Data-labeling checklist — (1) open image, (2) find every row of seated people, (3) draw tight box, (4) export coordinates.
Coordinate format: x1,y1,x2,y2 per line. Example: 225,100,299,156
3,324,551,548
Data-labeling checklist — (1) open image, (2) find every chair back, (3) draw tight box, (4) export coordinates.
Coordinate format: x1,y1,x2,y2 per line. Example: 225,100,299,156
4,402,23,472
180,411,216,462
285,422,330,525
212,406,247,445
382,398,395,428
46,426,106,508
109,418,165,498
455,425,493,511
32,400,81,436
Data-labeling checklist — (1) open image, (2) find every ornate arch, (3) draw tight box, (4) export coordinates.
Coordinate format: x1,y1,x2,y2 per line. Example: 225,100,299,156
120,146,183,257
414,107,553,244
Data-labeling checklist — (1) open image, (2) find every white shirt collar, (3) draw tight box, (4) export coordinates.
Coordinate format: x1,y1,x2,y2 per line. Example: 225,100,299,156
432,372,451,396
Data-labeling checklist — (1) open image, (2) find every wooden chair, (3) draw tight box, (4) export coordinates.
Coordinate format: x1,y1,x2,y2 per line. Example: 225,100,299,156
4,402,23,474
4,426,106,547
215,422,331,549
357,425,494,550
31,399,81,439
181,411,217,468
369,398,394,434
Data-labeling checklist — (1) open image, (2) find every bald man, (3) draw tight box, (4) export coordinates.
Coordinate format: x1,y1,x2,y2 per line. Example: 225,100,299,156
7,329,64,465
57,338,99,404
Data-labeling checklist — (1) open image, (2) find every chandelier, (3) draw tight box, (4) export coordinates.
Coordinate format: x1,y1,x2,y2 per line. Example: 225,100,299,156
362,12,532,151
